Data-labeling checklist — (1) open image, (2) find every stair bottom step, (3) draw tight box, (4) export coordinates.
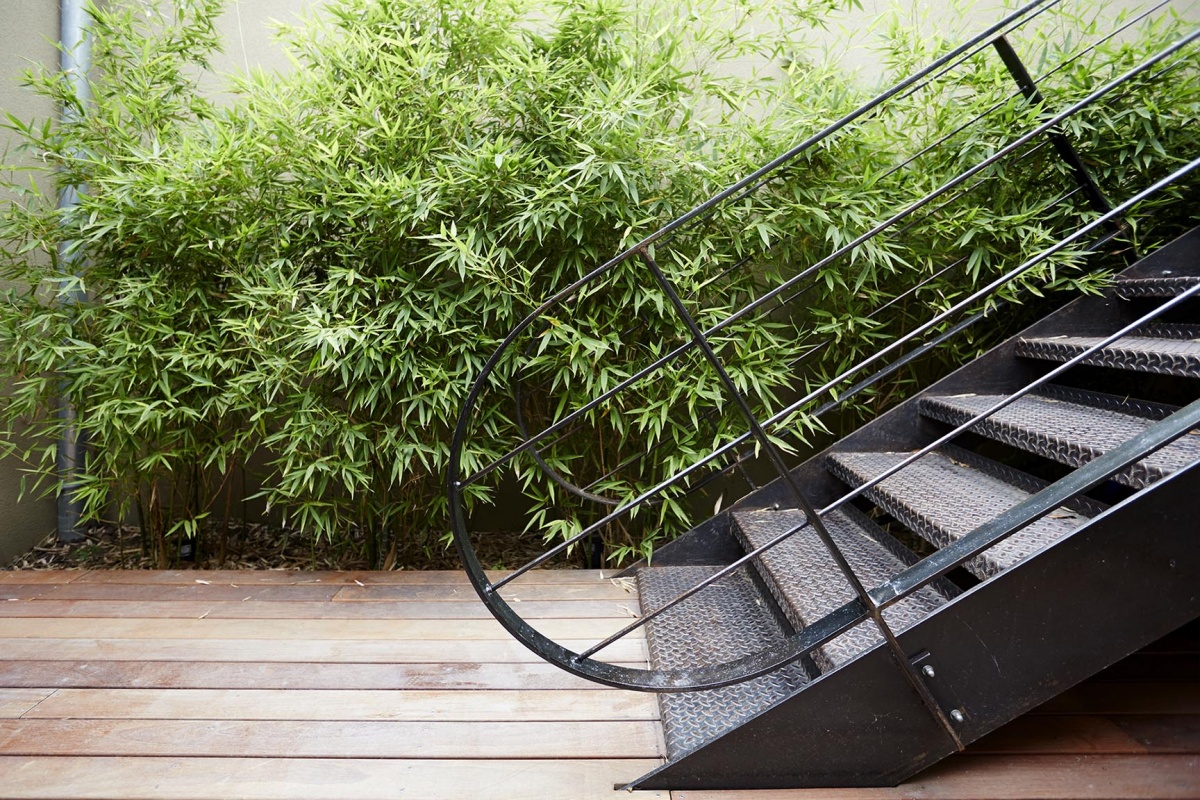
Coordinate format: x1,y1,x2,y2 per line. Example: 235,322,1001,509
638,565,808,760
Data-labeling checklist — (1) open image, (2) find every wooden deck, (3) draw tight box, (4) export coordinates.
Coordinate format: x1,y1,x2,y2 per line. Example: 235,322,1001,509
0,569,1196,800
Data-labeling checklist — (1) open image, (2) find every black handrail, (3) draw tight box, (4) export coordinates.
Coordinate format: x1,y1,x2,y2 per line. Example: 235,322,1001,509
457,25,1196,495
448,0,1199,693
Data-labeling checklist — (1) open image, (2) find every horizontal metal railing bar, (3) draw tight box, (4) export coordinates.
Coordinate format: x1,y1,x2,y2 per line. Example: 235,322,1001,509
695,30,1197,345
486,151,1190,593
548,154,1200,655
874,395,1200,609
451,0,1067,491
459,21,1193,495
584,230,1200,665
877,0,1172,185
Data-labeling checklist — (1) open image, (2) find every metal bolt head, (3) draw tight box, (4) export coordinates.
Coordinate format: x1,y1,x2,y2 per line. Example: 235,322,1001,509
921,664,936,678
950,709,965,723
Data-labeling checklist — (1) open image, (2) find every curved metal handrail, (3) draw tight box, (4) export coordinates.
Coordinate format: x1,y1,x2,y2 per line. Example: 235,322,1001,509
448,0,1199,691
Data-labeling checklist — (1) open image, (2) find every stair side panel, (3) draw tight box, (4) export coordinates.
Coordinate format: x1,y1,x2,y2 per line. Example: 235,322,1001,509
629,459,1200,790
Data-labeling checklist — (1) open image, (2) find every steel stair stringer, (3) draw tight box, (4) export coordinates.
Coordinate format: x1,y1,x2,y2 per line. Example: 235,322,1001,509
627,458,1200,790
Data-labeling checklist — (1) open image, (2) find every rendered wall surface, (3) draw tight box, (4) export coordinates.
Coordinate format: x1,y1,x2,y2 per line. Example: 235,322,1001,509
0,2,61,564
0,0,1195,563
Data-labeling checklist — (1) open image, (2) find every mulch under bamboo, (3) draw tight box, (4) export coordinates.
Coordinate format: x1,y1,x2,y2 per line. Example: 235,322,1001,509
3,523,566,573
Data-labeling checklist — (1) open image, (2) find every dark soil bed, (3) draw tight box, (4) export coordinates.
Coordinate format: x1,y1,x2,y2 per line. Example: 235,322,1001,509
3,523,565,572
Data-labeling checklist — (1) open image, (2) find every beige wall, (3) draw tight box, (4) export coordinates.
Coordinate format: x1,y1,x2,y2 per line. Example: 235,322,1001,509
0,2,61,564
0,0,1196,563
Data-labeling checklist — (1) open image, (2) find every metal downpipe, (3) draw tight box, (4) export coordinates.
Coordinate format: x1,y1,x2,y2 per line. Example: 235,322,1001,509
55,0,90,543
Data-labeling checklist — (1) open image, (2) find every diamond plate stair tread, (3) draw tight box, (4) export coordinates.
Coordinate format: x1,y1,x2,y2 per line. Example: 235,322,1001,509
733,508,945,673
637,565,808,761
826,450,1089,580
1115,275,1200,298
1015,335,1200,377
920,392,1200,490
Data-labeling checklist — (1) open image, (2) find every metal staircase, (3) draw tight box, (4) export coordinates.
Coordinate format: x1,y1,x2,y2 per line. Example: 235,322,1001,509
447,0,1200,789
630,229,1200,787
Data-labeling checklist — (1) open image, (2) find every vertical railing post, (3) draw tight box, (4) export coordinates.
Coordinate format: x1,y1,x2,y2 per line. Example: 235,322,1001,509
992,35,1133,256
637,247,965,749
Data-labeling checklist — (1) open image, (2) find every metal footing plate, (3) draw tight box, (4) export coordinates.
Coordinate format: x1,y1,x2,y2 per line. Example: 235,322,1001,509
637,565,809,760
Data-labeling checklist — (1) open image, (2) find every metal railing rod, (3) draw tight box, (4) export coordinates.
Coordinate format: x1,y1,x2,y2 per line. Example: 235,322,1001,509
802,240,1200,540
678,261,1200,665
461,27,1195,493
491,152,1195,594
872,397,1200,609
877,0,1170,185
696,30,1196,343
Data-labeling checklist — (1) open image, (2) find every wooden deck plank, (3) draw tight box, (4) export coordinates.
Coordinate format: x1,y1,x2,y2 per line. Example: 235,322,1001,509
672,755,1200,799
0,718,662,759
0,571,1195,800
0,637,649,663
332,582,634,601
0,571,88,584
0,584,343,602
0,616,642,641
66,569,619,585
0,756,666,800
0,689,54,718
23,687,659,721
0,659,635,690
0,598,640,619
0,581,635,602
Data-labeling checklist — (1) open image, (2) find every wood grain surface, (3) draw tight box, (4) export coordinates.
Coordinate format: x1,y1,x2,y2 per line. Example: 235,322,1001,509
0,569,1195,800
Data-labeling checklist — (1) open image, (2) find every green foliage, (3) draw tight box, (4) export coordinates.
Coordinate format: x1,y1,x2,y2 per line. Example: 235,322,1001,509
0,0,1196,567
